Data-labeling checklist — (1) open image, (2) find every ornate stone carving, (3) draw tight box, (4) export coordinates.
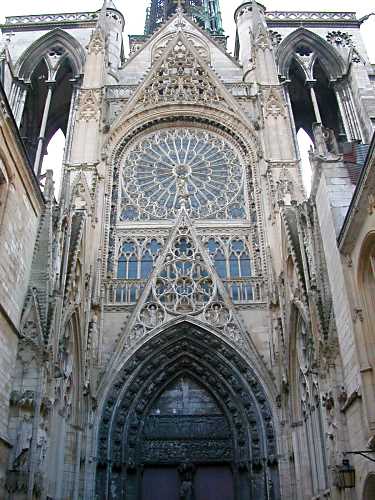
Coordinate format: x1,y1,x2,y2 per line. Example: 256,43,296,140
153,32,210,62
368,193,375,214
88,28,105,55
269,30,282,48
77,89,101,122
204,301,231,326
139,302,165,328
138,38,222,106
263,88,287,119
326,31,354,48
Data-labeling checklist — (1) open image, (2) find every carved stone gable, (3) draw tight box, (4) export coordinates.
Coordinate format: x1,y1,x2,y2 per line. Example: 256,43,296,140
138,35,222,106
106,209,260,371
77,89,102,122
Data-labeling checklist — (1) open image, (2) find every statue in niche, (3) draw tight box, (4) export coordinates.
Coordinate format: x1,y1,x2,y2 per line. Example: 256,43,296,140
12,414,33,470
180,479,193,500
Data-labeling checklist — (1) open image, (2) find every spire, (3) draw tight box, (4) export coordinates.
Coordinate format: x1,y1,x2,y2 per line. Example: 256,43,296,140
144,0,224,37
97,0,109,30
251,0,268,35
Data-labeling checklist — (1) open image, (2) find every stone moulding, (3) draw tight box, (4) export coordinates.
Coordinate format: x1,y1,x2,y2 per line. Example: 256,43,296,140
266,11,357,22
3,12,98,27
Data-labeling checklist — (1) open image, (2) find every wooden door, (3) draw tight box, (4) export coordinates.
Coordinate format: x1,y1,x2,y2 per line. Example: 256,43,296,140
194,465,234,500
141,467,179,500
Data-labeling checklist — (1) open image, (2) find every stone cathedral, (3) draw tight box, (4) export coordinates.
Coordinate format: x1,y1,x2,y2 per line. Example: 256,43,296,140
1,0,375,499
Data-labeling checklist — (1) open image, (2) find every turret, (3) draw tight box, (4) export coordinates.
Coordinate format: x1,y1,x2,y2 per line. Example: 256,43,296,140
104,2,125,78
235,1,279,84
234,2,267,81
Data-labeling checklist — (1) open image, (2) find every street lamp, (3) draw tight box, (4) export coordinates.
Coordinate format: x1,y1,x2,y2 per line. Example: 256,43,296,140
337,459,356,489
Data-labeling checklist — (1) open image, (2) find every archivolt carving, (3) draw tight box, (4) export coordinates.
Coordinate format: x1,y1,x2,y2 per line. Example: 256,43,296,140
96,326,280,499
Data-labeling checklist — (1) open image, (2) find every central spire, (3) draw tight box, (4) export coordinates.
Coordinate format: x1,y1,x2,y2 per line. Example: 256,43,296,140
144,0,224,37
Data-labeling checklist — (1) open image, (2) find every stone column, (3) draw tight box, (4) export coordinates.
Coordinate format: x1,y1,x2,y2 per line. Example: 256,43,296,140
33,81,54,177
306,81,322,124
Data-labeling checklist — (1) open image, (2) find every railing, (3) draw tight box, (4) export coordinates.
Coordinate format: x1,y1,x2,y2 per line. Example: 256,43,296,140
106,84,252,101
106,86,138,100
224,277,264,304
4,12,97,25
105,279,147,305
266,11,357,22
105,277,264,305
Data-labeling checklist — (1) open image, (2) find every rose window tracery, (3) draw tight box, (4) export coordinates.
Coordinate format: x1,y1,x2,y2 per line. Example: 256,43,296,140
120,127,246,221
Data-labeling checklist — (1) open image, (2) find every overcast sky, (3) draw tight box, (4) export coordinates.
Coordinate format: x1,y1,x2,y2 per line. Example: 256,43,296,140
1,1,374,60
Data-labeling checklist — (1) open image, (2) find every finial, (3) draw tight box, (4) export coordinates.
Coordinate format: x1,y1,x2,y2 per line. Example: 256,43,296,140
175,0,184,15
97,0,109,30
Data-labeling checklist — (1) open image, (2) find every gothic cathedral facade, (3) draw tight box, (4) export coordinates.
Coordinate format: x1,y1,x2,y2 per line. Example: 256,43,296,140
0,1,375,499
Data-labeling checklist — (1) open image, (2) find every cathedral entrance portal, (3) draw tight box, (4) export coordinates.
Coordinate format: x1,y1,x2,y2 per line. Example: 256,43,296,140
96,325,280,499
140,376,235,500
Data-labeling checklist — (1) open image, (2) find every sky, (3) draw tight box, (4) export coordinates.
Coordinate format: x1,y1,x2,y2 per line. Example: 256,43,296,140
1,1,374,195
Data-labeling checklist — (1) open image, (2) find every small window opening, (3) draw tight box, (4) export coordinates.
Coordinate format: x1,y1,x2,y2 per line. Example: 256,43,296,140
297,128,314,195
41,129,65,198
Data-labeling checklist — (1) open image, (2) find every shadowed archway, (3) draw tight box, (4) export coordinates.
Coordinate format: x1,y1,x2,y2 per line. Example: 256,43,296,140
96,324,280,499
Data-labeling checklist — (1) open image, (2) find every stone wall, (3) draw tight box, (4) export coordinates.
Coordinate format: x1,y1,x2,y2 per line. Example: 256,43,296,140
0,87,43,496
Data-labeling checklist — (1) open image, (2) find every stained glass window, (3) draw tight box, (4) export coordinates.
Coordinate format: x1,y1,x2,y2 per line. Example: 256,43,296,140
120,127,246,221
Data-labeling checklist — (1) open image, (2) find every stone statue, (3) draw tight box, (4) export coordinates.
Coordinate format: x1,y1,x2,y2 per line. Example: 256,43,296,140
178,461,195,500
180,479,193,500
12,415,33,470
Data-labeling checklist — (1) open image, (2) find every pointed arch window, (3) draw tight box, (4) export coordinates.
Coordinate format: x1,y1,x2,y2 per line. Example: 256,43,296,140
16,31,85,180
114,237,163,303
277,29,364,149
117,241,138,279
205,237,258,303
141,239,162,279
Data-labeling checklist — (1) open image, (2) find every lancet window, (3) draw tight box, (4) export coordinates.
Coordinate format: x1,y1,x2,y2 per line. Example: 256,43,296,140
117,238,162,280
278,31,365,145
205,236,259,302
14,31,85,180
114,238,163,302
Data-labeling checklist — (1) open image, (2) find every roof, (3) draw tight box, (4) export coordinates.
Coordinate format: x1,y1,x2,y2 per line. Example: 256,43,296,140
338,132,375,250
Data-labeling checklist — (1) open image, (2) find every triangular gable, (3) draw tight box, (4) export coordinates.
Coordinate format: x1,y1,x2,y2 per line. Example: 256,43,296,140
125,10,240,72
20,289,45,348
107,208,263,375
115,31,248,126
70,171,95,212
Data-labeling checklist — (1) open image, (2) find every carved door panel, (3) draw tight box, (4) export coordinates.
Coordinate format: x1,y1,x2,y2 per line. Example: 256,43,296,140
194,465,234,500
141,467,179,500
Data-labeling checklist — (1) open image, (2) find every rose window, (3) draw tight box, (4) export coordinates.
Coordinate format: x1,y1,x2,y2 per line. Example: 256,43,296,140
120,127,246,221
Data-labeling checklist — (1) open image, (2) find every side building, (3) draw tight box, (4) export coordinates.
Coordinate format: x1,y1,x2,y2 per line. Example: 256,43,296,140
0,83,44,496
